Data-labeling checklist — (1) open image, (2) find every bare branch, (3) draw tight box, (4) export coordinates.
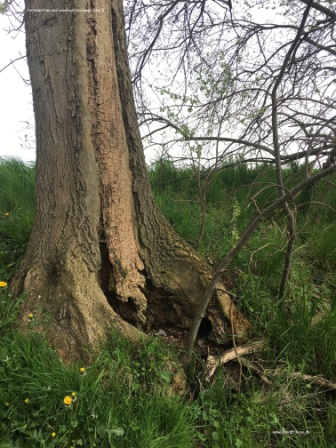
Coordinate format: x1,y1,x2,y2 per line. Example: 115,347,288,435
299,0,336,21
0,54,26,74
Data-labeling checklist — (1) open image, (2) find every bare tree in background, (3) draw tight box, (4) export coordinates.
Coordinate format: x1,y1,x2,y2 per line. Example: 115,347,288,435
126,0,335,170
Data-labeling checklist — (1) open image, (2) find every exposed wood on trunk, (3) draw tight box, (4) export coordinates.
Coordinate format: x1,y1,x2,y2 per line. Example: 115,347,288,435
112,0,250,343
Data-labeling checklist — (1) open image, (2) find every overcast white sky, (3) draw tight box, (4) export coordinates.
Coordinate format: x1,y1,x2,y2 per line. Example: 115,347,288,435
0,9,162,165
0,12,35,162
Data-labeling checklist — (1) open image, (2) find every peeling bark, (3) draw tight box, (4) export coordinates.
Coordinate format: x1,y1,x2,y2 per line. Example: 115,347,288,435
12,0,250,361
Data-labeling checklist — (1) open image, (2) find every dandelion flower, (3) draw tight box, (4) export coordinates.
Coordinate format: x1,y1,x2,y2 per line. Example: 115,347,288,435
4,212,9,217
5,402,9,407
71,391,76,397
51,432,56,437
79,367,86,374
63,395,73,406
0,281,7,288
24,398,29,404
28,313,33,319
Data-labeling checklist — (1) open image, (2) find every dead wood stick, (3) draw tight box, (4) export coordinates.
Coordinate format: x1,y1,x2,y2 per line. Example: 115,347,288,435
205,339,267,381
239,357,273,385
285,372,336,391
206,338,336,392
236,360,336,391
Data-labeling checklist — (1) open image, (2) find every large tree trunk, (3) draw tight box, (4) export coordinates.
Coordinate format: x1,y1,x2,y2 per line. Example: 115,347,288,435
12,0,250,361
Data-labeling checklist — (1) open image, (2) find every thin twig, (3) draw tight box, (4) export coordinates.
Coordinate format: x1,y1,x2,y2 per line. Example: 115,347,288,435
0,54,26,74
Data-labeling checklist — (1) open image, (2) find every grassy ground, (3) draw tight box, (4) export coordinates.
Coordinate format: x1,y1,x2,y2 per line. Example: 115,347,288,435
1,157,336,447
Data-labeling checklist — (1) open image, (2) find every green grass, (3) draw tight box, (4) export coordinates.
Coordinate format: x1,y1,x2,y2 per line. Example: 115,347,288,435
0,299,195,447
193,372,336,448
0,158,35,280
1,157,336,446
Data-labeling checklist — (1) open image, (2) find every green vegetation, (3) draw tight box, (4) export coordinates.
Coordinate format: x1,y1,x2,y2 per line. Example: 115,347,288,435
0,158,35,280
1,157,336,447
0,310,194,447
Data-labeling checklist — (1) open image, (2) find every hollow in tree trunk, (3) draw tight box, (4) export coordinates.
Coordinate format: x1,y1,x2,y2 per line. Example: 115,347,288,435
11,0,250,361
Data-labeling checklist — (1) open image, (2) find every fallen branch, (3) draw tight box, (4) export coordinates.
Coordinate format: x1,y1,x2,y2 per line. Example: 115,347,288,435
239,357,273,385
238,361,336,391
205,339,267,381
206,341,336,392
286,372,336,391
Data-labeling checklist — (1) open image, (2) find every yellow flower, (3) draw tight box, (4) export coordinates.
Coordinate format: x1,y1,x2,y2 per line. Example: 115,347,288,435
63,395,73,405
71,391,76,397
5,402,9,407
79,367,86,374
28,313,33,319
4,212,9,217
51,432,56,437
0,281,7,288
24,398,29,404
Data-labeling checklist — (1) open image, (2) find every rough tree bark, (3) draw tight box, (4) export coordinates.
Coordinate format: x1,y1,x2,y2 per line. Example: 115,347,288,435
11,0,250,361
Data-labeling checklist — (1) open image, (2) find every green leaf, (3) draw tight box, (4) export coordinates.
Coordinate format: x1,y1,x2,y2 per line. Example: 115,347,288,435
0,3,8,14
71,420,79,428
109,427,125,437
160,372,171,383
0,346,8,360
